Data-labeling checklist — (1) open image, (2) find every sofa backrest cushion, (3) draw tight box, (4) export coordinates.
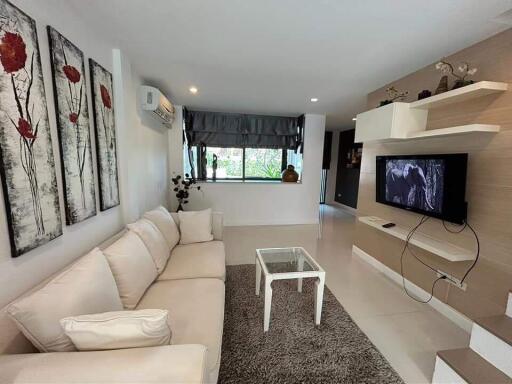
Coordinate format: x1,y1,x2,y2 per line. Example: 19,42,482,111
103,231,158,309
7,248,123,352
143,206,180,250
127,219,170,273
178,209,214,245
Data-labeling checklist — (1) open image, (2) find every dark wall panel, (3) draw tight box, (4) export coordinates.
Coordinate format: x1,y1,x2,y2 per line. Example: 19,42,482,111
322,131,333,170
334,129,362,208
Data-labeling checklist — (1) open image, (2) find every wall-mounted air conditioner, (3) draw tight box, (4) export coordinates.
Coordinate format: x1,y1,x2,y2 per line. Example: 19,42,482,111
140,86,175,128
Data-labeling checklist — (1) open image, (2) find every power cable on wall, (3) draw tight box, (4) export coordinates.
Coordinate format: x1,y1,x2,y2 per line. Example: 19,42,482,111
400,216,480,303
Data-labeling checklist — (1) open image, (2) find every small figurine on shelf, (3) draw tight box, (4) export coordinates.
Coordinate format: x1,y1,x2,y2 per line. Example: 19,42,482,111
172,174,201,211
417,89,432,100
435,60,478,90
212,154,218,181
378,86,409,107
434,75,449,95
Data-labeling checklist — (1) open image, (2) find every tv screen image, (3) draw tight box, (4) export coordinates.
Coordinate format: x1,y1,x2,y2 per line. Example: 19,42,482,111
376,154,468,224
384,159,445,214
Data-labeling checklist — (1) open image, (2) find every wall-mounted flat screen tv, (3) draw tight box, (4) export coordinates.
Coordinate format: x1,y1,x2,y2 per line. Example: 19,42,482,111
376,154,468,224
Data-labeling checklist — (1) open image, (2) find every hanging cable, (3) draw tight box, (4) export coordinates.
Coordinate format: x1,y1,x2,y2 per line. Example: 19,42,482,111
400,216,480,303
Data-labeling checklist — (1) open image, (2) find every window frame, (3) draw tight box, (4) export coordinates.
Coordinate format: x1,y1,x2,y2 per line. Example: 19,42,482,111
196,146,288,181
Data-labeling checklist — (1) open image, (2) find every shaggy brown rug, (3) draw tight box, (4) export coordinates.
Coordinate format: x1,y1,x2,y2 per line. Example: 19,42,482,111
218,264,404,384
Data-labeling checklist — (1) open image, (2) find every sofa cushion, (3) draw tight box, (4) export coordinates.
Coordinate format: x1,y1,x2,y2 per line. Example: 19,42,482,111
143,206,180,250
136,278,225,377
7,248,123,352
61,309,171,351
103,231,158,309
158,241,226,282
127,219,170,273
178,209,214,245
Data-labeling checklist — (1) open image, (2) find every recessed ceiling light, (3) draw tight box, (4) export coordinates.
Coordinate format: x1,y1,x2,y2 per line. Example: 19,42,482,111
352,117,357,121
189,86,198,94
310,98,318,102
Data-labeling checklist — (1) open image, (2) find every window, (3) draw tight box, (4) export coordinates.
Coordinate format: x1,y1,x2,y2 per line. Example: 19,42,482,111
183,144,302,181
206,147,243,179
245,148,282,179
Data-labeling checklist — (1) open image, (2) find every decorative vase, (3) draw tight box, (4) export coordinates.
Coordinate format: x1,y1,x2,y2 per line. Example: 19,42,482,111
434,75,449,95
282,165,299,182
177,203,184,212
452,79,474,90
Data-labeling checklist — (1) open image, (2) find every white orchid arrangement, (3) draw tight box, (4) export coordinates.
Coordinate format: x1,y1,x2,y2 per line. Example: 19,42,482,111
435,60,477,81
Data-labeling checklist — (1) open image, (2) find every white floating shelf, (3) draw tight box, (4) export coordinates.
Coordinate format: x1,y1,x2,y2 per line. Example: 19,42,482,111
358,216,476,262
406,124,500,139
409,81,508,110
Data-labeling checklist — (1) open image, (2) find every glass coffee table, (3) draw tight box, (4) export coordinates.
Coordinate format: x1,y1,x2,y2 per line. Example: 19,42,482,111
255,247,326,332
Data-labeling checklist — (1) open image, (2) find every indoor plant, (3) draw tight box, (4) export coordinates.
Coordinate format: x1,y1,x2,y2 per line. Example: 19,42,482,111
172,174,201,211
378,86,409,107
435,60,477,89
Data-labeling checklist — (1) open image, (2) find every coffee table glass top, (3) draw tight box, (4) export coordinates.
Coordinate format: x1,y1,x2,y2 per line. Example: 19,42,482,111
257,247,319,274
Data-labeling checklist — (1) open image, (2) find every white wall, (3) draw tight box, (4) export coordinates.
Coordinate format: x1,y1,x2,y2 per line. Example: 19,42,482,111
325,130,339,204
0,0,168,308
113,50,169,223
169,109,326,226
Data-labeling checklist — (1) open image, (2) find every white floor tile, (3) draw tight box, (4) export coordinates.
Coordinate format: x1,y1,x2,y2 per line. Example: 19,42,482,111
224,204,470,383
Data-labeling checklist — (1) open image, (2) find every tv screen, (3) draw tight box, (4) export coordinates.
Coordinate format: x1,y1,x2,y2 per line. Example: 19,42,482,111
376,154,468,224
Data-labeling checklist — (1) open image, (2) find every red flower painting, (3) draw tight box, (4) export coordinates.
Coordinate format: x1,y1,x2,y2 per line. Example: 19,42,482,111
0,28,45,234
17,118,36,139
0,32,27,73
62,64,80,83
59,43,86,209
69,112,78,123
100,84,112,109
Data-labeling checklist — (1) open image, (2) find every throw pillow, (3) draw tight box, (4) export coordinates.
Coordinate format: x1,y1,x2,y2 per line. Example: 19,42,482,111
178,208,214,245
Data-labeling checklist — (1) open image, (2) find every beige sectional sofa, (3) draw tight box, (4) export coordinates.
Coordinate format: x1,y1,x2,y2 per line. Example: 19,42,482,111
0,210,226,384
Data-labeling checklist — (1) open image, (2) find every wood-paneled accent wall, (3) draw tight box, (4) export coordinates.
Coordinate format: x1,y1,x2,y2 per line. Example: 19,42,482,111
354,28,512,320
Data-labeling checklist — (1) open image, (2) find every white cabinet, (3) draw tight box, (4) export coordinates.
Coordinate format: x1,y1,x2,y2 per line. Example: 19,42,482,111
354,81,507,143
354,102,427,143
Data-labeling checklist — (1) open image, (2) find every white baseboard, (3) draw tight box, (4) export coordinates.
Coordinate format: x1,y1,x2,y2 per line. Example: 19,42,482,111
352,245,473,333
326,202,357,216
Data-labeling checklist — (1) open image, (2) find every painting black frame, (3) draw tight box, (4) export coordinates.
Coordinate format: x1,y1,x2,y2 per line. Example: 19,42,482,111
0,0,62,257
89,58,120,211
47,26,97,225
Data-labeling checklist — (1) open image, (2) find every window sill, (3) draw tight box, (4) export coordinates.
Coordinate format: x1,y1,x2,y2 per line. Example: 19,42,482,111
196,179,302,184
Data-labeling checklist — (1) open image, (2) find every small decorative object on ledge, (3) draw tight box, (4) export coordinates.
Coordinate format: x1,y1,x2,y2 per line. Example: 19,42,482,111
417,89,432,100
282,165,299,182
435,60,478,90
212,154,218,181
346,147,362,169
434,75,449,95
378,86,409,107
172,174,201,211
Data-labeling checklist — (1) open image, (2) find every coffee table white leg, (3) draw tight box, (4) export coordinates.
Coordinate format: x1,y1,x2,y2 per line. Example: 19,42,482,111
264,278,273,332
255,257,262,296
314,273,325,325
297,253,304,293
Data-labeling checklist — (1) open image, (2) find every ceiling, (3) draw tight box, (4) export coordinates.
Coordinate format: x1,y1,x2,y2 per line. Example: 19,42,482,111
67,0,512,129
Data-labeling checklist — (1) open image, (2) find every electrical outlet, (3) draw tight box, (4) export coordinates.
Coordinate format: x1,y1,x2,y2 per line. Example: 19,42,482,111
437,270,467,291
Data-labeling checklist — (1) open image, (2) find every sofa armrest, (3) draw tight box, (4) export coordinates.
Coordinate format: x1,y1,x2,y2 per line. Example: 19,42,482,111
212,211,224,240
0,344,207,383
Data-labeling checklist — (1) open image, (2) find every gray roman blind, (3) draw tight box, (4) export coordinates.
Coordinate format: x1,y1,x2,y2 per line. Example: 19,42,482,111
184,109,304,150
